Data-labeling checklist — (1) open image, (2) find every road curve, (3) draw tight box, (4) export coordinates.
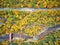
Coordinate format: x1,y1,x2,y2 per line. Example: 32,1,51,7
0,24,60,42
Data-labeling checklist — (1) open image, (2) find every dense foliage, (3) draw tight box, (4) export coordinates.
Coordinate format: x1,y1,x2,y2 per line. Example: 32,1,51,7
0,10,60,35
0,0,60,8
0,10,60,45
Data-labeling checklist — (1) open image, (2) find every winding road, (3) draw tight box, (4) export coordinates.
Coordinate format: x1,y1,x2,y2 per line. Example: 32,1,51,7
0,8,60,42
